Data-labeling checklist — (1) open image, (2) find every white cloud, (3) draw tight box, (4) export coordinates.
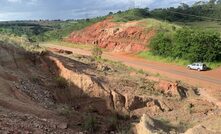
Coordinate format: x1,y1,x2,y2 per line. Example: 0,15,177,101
7,0,21,2
0,0,204,21
7,0,38,4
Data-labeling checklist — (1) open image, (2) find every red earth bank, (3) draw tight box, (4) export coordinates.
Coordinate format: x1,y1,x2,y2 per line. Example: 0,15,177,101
66,18,156,52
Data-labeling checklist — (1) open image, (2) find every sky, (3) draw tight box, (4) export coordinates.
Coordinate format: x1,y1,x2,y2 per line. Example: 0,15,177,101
0,0,205,21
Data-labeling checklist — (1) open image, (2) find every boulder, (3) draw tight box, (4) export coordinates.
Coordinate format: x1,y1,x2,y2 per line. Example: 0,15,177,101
135,114,157,134
126,95,149,111
111,90,126,112
156,80,179,96
57,122,68,129
146,100,172,113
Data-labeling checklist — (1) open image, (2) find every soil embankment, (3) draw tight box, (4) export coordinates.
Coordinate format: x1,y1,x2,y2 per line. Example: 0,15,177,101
66,17,156,52
1,43,221,133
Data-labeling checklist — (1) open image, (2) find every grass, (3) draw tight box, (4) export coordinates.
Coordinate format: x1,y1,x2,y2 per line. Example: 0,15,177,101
138,51,190,66
42,41,94,50
175,21,221,33
0,34,45,53
54,76,69,88
139,18,181,32
95,57,151,76
83,114,98,133
138,51,221,69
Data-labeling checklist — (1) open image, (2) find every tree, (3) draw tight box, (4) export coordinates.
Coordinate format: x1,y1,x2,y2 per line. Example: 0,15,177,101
150,28,221,62
108,12,114,15
208,0,216,4
217,0,221,4
179,3,189,10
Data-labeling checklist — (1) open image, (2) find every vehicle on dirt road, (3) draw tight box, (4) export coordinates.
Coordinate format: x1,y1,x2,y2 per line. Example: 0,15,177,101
187,63,208,71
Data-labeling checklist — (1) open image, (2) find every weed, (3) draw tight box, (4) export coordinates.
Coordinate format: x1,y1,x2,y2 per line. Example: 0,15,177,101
176,121,190,132
31,76,42,84
138,69,145,74
92,46,103,59
83,114,98,133
107,115,118,131
55,76,69,88
117,123,132,134
155,73,161,77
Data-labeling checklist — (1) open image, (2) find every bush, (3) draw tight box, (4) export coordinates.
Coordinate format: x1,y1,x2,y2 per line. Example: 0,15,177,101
55,76,69,88
150,32,173,57
92,46,103,59
83,114,98,133
150,28,221,62
107,115,118,131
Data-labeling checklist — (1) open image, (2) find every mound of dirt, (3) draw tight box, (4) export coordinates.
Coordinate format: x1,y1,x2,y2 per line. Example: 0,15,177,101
66,17,156,52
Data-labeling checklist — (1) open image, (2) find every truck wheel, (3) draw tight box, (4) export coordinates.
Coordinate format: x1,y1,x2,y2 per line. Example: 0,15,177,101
197,68,201,71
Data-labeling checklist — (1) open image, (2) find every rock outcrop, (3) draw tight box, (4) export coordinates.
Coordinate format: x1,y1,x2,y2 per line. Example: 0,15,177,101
184,116,221,134
66,18,156,53
135,114,158,134
126,95,150,111
48,56,129,112
155,80,179,96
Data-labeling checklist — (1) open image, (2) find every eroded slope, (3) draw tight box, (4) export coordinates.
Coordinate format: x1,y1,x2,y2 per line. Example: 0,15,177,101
0,43,220,133
66,17,156,52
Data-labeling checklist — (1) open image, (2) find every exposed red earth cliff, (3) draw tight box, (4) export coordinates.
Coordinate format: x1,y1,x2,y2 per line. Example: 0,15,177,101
66,17,156,52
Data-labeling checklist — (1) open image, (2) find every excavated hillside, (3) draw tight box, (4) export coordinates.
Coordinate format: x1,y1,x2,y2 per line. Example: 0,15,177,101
1,42,221,133
66,17,156,52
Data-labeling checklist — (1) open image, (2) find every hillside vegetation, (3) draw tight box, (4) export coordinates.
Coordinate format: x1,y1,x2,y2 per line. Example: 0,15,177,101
0,17,105,42
1,0,221,42
150,28,221,62
113,1,221,23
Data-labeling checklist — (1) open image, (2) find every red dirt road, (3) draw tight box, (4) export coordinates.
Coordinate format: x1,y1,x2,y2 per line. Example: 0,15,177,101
43,44,221,91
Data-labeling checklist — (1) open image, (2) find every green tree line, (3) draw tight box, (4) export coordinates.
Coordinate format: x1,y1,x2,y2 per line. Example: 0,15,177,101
150,28,221,62
113,0,221,22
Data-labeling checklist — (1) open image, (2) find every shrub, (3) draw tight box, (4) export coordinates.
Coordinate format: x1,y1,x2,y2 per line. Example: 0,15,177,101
55,76,69,88
150,28,221,62
150,32,173,57
31,76,42,84
83,114,98,133
107,115,118,131
92,46,103,59
138,69,145,74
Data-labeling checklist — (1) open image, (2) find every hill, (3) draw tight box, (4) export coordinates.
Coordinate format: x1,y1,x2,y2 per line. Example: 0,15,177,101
66,17,179,52
0,17,105,42
1,1,221,43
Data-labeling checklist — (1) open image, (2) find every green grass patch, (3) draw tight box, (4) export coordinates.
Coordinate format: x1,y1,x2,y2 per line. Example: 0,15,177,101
112,8,149,22
54,76,69,88
42,41,94,50
138,51,221,69
139,19,181,32
175,21,221,33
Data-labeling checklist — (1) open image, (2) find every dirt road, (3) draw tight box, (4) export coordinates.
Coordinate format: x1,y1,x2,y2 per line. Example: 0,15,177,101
42,44,221,91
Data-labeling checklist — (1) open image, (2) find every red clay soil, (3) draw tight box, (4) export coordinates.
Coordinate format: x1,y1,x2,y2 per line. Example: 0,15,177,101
44,44,221,92
66,17,156,52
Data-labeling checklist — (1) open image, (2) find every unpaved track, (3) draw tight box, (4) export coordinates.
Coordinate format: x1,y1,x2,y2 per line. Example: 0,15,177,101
43,44,221,90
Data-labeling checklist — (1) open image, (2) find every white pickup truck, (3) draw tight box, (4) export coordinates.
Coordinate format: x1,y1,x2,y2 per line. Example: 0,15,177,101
187,63,208,71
